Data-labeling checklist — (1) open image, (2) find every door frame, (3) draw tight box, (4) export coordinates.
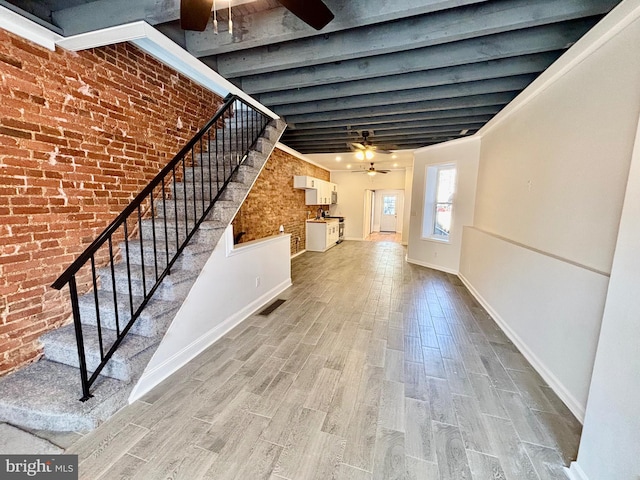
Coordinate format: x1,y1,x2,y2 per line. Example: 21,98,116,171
372,189,404,233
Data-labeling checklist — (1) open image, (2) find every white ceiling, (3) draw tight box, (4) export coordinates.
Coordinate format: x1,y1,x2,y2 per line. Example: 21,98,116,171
305,149,415,172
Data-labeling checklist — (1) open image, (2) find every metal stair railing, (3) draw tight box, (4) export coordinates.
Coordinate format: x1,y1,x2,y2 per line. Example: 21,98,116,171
51,94,272,401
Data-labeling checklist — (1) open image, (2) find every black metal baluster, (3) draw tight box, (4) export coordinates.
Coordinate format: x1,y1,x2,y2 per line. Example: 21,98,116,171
108,236,120,335
222,118,226,185
69,276,93,401
137,205,146,296
90,255,104,361
123,220,134,317
200,136,205,214
191,148,197,229
161,180,169,270
182,156,188,242
150,191,159,281
172,166,179,274
216,125,220,194
207,130,212,203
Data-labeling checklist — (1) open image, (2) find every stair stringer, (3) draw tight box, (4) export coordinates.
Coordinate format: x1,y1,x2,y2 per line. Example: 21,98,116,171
0,118,287,432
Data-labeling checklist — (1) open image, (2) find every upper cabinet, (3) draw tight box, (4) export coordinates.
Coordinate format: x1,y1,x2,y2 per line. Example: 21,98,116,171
294,175,338,205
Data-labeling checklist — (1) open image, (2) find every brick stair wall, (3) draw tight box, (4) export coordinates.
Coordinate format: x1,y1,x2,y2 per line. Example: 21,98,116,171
0,27,225,377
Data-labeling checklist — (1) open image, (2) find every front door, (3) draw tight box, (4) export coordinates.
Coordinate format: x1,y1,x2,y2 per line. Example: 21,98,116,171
380,194,398,232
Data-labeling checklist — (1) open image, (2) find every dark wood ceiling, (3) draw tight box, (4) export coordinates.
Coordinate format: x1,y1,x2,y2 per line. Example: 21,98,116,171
4,0,623,153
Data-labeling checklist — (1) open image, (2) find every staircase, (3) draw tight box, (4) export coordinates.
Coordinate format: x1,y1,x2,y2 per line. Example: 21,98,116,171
0,100,286,432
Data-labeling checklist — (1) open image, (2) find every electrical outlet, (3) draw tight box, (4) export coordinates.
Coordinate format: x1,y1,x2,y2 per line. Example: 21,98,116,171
255,276,260,288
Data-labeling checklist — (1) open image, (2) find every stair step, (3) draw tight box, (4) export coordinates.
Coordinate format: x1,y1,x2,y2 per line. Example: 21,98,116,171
41,324,158,382
122,235,216,271
97,262,198,301
0,359,131,431
139,217,226,245
78,292,179,338
171,180,247,203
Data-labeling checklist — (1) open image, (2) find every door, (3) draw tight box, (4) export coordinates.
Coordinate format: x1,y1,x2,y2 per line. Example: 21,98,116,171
380,193,398,232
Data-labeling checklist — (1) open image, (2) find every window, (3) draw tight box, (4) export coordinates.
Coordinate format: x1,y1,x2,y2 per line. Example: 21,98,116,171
383,196,396,215
422,164,456,242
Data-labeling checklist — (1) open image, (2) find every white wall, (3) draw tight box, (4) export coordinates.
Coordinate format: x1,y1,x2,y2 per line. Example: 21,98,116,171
460,2,640,421
401,166,414,245
329,170,407,240
569,110,640,480
129,227,292,401
407,137,480,274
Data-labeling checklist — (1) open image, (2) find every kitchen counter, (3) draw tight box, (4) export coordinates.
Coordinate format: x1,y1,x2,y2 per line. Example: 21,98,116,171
307,218,338,223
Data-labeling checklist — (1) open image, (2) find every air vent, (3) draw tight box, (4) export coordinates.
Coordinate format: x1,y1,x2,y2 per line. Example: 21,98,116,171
258,299,286,316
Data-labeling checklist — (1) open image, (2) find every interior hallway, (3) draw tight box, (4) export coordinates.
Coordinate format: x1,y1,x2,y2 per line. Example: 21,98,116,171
63,241,581,479
365,231,402,243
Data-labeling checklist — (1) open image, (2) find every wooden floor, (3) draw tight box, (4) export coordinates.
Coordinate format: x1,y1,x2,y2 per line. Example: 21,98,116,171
66,241,581,480
365,231,402,243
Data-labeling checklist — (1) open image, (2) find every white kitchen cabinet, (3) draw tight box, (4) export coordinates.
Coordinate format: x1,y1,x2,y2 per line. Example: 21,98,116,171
306,219,339,252
293,175,318,189
294,175,333,205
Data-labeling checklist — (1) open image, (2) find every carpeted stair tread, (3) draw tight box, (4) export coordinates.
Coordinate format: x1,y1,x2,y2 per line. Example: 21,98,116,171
0,360,130,431
78,292,179,338
41,324,158,382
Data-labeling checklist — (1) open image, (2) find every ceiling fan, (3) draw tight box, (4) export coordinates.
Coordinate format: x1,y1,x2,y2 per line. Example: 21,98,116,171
353,163,391,177
350,131,393,160
180,0,335,32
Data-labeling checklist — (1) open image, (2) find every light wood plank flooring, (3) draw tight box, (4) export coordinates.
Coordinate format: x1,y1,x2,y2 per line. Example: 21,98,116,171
66,241,581,480
365,232,402,243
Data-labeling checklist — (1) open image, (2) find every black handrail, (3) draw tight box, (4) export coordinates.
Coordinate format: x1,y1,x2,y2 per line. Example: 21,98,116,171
51,94,272,400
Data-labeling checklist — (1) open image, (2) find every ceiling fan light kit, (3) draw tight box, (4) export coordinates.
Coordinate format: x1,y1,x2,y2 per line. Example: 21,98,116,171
181,0,334,32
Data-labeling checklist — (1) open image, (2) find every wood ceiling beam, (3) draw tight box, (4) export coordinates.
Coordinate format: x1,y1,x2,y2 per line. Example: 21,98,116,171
286,106,502,130
282,91,517,124
186,0,490,57
282,119,490,139
258,53,558,105
215,0,616,78
270,75,534,117
237,20,596,94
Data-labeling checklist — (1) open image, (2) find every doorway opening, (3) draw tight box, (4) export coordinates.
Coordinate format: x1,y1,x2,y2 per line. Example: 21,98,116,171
364,189,404,243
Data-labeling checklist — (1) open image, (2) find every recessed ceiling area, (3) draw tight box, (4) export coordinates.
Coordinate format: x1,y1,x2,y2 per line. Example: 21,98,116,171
4,0,624,156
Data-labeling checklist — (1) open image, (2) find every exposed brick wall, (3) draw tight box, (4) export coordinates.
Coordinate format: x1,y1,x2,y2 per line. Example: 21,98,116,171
0,28,223,376
232,148,330,255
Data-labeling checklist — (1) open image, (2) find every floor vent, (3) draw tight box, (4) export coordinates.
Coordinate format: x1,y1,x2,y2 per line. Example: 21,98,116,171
258,299,286,316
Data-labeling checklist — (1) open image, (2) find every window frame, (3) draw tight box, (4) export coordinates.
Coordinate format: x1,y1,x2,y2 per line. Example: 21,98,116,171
421,163,457,243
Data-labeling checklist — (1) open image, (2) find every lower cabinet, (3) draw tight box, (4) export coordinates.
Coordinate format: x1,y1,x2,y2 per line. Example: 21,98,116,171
306,220,339,252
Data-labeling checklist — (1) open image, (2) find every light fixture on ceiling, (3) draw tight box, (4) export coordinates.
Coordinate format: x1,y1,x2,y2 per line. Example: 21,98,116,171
367,170,376,177
335,156,342,162
346,164,352,169
355,151,364,160
391,154,397,159
365,150,374,160
393,163,398,167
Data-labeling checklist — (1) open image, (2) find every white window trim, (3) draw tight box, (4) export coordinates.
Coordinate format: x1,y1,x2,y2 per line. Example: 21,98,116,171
421,163,457,243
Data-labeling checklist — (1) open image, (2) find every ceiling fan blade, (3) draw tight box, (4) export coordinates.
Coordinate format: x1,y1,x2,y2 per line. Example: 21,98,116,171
180,0,213,31
276,0,334,30
350,142,366,150
378,170,391,174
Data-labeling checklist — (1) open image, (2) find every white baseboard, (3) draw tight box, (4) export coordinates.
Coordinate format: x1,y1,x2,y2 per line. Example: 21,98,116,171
129,278,292,402
406,257,459,275
566,462,589,480
291,249,306,259
458,273,586,423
